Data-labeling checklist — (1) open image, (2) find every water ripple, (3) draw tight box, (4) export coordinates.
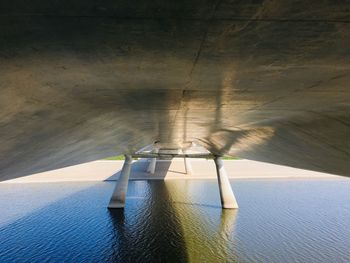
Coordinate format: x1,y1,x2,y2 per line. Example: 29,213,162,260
0,180,350,262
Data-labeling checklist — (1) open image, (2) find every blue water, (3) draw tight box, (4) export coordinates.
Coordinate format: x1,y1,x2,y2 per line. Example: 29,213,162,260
0,179,350,262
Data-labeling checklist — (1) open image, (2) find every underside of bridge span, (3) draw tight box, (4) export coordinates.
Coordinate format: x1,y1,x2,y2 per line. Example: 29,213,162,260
0,0,350,197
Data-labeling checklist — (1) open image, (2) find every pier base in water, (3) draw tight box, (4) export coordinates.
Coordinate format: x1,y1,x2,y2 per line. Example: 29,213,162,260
214,157,239,209
108,155,132,209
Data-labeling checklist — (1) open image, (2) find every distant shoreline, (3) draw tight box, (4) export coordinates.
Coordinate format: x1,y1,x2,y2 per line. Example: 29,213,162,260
1,159,343,184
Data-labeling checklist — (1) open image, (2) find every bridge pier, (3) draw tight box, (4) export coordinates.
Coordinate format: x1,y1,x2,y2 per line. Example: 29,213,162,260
214,156,238,209
184,157,193,175
182,149,193,175
147,148,158,174
108,155,132,209
110,149,238,210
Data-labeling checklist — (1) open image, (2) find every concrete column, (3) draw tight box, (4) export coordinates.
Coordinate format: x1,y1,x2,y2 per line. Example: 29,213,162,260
184,157,193,175
147,148,158,174
108,155,132,209
182,149,193,175
214,156,238,209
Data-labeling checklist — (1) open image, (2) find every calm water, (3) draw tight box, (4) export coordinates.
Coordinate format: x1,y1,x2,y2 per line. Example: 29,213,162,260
0,179,350,262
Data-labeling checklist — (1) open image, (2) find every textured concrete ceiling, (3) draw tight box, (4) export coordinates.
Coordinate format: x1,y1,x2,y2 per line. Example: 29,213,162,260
0,1,350,179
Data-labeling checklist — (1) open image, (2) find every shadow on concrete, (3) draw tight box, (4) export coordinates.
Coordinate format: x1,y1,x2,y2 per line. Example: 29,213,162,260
104,159,173,181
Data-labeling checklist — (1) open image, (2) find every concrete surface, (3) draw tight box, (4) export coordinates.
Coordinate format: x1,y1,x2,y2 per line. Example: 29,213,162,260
0,1,349,180
0,159,341,184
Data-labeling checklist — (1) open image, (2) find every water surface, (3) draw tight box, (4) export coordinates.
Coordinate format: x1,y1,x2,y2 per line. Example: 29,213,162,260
0,179,350,262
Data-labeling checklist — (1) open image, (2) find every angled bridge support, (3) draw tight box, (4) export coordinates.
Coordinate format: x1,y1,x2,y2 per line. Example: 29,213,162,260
108,150,238,209
214,156,239,209
147,148,158,174
108,155,132,209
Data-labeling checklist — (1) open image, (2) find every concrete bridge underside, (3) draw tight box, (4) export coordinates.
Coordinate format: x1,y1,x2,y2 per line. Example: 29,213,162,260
0,0,350,181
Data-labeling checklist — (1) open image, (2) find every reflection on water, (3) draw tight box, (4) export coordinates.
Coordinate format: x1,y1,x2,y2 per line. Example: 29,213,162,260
0,179,350,262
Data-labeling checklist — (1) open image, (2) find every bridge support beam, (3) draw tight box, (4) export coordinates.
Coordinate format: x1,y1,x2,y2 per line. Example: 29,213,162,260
214,156,238,209
108,155,132,209
184,157,193,175
147,148,158,174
